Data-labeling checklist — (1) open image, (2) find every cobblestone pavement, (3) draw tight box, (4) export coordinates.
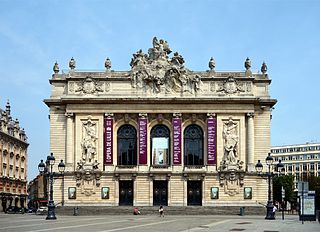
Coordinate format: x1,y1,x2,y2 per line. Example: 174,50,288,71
0,213,319,232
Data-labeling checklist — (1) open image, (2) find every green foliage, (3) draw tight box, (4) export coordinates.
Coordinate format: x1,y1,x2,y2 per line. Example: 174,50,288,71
273,175,295,203
308,176,320,210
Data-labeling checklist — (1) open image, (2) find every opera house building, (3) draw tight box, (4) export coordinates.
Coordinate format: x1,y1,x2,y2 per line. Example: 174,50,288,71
44,38,276,207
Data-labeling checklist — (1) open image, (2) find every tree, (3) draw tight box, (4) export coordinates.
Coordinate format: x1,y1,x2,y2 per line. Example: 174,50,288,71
273,175,295,209
308,175,320,210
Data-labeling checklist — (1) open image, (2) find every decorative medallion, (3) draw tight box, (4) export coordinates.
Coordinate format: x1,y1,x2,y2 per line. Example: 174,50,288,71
216,77,245,94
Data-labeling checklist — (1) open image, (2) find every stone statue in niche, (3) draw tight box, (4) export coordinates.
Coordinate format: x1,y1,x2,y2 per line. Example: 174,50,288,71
74,117,101,195
219,117,245,172
222,118,238,165
81,118,97,165
218,117,245,196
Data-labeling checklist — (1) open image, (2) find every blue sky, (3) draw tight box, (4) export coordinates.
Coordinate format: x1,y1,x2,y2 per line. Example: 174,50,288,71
1,0,319,180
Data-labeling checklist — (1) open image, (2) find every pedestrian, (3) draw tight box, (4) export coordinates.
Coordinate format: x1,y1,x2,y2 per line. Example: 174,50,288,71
272,205,277,218
133,207,140,215
159,205,164,217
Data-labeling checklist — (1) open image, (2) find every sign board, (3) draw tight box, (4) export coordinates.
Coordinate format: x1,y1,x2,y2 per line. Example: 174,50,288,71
172,118,182,165
297,182,309,196
299,192,316,221
281,187,285,199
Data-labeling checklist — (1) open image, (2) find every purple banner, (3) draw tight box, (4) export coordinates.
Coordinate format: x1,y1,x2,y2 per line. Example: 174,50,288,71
104,117,113,165
139,118,148,165
172,118,182,165
207,118,217,165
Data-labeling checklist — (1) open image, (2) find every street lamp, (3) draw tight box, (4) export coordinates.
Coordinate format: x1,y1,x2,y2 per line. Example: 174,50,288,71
38,153,65,220
255,153,285,220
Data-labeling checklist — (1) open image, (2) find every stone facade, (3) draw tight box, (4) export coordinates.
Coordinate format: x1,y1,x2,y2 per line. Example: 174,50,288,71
0,101,28,211
44,38,276,207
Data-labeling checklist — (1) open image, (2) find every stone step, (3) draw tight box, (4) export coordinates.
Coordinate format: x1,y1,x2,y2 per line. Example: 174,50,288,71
55,206,266,216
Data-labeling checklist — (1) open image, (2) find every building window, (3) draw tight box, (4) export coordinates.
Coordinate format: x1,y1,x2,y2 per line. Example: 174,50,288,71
310,163,314,170
303,164,307,171
184,124,204,165
117,125,137,165
150,125,170,166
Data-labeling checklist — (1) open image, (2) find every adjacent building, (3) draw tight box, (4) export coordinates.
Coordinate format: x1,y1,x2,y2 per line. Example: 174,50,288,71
44,38,276,207
0,101,28,211
271,143,320,188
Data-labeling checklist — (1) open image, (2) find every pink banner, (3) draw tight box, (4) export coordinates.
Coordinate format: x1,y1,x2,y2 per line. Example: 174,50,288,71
104,117,113,165
207,118,217,165
138,118,148,165
172,118,182,165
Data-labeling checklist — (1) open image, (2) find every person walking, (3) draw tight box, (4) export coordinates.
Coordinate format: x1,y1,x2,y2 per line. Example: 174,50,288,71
272,205,277,218
159,205,164,217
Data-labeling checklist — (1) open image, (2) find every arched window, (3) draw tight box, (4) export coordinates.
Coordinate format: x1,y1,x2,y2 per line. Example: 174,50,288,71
117,125,137,165
150,125,170,166
184,125,204,165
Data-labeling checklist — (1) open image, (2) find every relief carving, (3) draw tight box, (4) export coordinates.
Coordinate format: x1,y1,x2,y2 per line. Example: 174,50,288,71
74,117,101,195
81,118,98,165
218,117,245,196
130,37,202,94
68,76,110,95
216,77,245,94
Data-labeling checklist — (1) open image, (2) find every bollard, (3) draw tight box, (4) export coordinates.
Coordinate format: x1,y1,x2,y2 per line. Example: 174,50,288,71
239,207,245,216
73,206,79,216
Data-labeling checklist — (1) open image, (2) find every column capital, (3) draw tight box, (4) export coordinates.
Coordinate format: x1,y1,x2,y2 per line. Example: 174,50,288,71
139,113,148,118
65,112,74,118
207,113,216,118
247,112,254,118
173,113,182,118
104,113,114,118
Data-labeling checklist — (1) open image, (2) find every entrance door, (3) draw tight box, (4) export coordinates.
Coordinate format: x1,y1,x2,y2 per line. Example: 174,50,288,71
119,180,133,206
187,181,202,206
153,180,168,206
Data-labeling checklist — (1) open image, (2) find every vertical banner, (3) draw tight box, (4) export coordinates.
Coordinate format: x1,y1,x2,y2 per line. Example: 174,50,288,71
207,117,217,165
104,117,113,165
172,118,182,165
139,117,148,165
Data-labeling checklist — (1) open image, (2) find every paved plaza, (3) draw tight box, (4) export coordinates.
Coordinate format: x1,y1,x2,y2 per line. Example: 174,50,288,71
0,213,319,232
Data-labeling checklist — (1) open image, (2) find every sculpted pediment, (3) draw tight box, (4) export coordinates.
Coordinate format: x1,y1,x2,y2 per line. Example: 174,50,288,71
130,37,201,94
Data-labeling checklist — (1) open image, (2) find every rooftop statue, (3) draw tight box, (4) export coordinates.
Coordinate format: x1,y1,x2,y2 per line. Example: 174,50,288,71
104,57,112,71
130,37,201,94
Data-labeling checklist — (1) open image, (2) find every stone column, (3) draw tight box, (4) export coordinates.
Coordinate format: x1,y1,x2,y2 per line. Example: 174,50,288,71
247,113,254,172
65,113,74,166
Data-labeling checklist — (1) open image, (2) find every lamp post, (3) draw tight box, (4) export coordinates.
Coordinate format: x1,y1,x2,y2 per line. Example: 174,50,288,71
255,153,284,220
38,153,65,220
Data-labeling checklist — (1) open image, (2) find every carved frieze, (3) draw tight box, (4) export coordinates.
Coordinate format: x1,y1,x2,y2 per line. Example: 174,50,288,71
68,76,110,95
130,37,202,94
210,77,252,95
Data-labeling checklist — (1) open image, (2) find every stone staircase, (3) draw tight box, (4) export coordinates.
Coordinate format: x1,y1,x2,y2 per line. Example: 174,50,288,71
55,206,266,216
